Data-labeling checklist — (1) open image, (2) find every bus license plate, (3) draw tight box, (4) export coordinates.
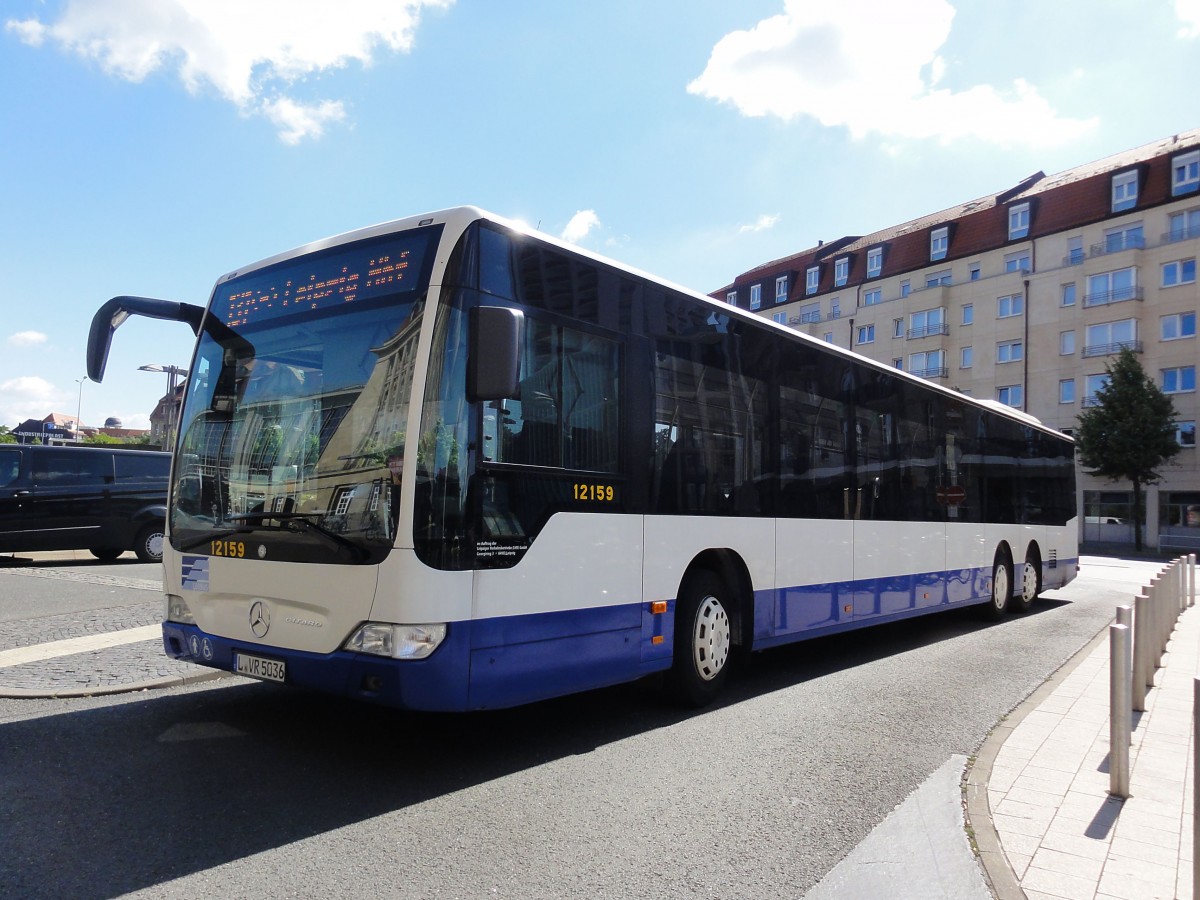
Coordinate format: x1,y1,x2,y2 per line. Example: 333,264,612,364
235,653,286,683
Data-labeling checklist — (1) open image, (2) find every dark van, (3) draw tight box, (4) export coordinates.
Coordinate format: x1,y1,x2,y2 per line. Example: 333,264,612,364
0,445,170,562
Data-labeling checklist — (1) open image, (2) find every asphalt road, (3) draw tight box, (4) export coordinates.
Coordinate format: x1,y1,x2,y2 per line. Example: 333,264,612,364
0,556,1150,899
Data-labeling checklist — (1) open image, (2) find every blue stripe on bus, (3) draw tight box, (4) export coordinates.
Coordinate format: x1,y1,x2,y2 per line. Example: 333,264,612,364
163,558,1077,710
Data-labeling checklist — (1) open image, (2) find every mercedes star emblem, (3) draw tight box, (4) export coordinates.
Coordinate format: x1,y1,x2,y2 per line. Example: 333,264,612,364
248,600,271,638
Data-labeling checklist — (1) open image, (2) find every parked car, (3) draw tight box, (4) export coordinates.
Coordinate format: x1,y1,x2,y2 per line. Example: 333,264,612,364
0,444,170,562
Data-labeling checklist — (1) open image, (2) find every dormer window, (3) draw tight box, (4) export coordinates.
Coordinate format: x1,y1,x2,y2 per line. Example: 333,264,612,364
1174,150,1200,196
867,247,883,278
1008,203,1030,240
749,284,762,310
726,290,737,307
775,275,789,303
834,257,849,287
805,266,820,295
930,227,949,261
1112,170,1138,212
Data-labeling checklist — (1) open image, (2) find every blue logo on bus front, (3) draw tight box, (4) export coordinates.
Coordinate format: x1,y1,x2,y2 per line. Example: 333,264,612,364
181,555,210,591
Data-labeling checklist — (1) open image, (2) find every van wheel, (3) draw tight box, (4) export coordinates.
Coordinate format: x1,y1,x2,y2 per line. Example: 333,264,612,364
669,570,733,706
980,548,1012,621
89,548,123,562
134,523,165,563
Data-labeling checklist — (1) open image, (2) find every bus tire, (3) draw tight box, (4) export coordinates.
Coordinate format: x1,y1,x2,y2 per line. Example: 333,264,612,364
1011,550,1041,614
981,549,1012,621
133,522,166,563
669,570,733,706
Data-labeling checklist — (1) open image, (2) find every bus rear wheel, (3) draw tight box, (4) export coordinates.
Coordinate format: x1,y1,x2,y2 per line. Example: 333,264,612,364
669,570,733,706
981,549,1012,621
1011,552,1041,614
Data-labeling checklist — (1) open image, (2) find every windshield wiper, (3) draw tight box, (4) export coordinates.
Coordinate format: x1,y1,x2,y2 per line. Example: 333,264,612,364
226,512,370,561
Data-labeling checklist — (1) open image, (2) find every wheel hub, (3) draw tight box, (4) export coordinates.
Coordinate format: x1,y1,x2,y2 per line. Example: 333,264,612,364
692,595,731,681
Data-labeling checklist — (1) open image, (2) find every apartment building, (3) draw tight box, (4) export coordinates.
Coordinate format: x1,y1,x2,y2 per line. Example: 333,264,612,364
716,130,1200,550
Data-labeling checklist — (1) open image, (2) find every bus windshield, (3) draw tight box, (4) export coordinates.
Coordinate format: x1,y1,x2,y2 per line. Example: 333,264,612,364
169,227,440,564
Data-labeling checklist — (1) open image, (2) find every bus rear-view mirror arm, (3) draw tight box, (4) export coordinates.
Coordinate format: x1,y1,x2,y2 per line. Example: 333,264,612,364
87,296,206,382
468,306,524,402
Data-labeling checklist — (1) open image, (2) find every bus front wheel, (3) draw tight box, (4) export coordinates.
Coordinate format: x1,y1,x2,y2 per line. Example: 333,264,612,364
669,571,733,706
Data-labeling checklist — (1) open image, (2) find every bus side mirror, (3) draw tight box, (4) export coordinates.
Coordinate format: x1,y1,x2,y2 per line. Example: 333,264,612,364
468,306,524,401
87,296,205,382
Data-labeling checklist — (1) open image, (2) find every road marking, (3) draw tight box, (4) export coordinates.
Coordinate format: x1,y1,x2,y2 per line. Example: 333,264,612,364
0,625,161,668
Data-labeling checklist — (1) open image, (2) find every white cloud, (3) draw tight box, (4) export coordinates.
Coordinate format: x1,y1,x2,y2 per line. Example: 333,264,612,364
1178,0,1200,37
8,331,48,347
688,0,1096,147
5,0,453,143
739,214,780,234
561,209,601,244
0,376,63,426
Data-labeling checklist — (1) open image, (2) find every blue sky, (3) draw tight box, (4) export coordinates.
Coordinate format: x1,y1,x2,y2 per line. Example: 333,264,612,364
2,0,1199,431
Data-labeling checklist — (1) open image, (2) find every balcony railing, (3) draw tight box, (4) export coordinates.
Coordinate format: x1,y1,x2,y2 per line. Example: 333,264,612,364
907,323,949,340
1083,286,1143,308
1082,339,1143,359
1090,233,1146,257
1163,224,1200,244
910,366,949,380
1082,394,1103,408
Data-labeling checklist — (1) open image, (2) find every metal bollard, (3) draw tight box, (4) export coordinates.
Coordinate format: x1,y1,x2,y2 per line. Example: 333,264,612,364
1190,553,1196,608
1109,623,1131,798
1133,594,1149,711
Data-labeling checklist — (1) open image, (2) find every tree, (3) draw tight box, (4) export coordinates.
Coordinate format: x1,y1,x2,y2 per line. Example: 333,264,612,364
1075,348,1180,550
0,425,14,444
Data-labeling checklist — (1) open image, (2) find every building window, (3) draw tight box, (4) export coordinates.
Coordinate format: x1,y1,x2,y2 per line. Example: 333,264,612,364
1168,209,1200,243
893,358,903,370
823,332,834,343
776,276,789,303
1085,268,1137,306
997,294,1024,318
1060,331,1076,355
1177,422,1198,448
969,263,981,281
750,284,761,310
1065,236,1084,265
1059,379,1076,404
834,258,849,287
867,247,883,278
892,318,903,338
909,350,945,378
806,266,820,295
726,291,737,307
864,288,882,306
1084,374,1110,406
1061,283,1076,307
925,270,951,288
1004,250,1031,273
1112,170,1138,212
900,280,911,298
772,311,787,324
1163,366,1197,394
830,299,841,319
909,307,947,339
1102,223,1144,254
961,346,973,369
799,302,821,324
997,340,1024,363
1173,150,1200,196
1162,312,1197,341
856,324,875,344
1084,319,1137,357
930,227,949,261
961,304,973,325
1008,203,1030,240
997,385,1023,408
1162,258,1197,287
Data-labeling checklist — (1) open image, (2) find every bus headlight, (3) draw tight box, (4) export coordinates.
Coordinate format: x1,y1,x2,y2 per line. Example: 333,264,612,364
166,594,196,625
344,623,447,660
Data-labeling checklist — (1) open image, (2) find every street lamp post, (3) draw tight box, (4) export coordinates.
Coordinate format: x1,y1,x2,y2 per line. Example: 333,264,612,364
75,376,87,442
139,364,187,448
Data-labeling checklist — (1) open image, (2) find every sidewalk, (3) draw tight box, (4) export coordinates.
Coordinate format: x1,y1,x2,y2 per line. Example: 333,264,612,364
0,551,224,698
969,592,1198,900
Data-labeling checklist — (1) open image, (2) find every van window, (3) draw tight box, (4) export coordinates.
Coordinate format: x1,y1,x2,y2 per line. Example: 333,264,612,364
34,451,112,487
0,450,19,487
114,454,170,481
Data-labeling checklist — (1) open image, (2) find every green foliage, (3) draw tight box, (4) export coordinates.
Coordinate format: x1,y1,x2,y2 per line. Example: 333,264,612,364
1075,348,1179,548
82,433,121,445
0,426,15,444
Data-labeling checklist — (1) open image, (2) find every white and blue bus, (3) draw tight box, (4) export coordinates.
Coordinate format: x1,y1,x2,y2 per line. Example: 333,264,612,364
87,207,1078,710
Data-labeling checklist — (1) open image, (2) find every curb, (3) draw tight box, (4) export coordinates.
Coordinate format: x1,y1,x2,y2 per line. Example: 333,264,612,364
963,623,1111,900
0,668,231,700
